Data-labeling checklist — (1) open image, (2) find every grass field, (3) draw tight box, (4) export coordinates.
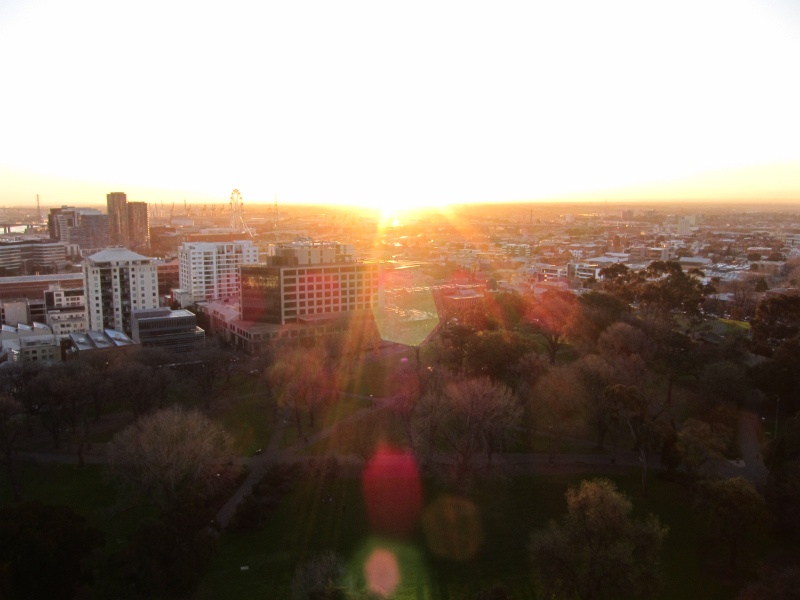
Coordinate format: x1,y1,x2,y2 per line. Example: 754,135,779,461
280,394,373,449
198,470,738,600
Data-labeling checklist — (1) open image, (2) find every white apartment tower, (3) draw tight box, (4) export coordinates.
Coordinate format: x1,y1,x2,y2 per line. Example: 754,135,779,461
83,248,159,335
178,241,259,303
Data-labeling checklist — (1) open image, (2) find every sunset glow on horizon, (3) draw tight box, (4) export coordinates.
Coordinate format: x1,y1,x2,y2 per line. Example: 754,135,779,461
1,0,799,210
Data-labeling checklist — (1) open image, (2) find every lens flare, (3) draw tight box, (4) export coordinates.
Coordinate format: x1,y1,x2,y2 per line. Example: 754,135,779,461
373,271,440,347
364,548,401,598
362,446,423,538
422,495,484,561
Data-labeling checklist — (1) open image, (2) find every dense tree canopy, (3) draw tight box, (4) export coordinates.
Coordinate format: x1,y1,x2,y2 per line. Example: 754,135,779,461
530,478,668,600
694,477,770,573
751,294,800,352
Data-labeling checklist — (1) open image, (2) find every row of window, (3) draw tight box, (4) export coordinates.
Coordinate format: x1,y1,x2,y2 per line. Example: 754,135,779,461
283,274,376,285
284,304,367,317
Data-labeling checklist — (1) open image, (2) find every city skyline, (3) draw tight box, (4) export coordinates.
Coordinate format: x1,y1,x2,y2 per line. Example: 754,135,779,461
1,0,799,212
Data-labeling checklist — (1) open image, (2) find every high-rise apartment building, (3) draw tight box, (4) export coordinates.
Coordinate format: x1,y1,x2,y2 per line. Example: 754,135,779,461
177,240,259,304
106,192,150,249
127,202,150,248
107,192,129,246
83,248,159,335
240,241,380,325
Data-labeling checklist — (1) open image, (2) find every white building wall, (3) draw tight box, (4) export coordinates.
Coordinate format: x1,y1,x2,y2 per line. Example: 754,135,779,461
83,248,159,334
178,241,259,303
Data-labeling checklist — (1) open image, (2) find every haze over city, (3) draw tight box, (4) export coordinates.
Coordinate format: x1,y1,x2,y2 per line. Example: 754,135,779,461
2,0,800,211
4,3,800,598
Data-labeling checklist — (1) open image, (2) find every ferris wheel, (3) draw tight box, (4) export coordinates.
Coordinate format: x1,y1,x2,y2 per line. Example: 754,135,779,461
229,189,253,237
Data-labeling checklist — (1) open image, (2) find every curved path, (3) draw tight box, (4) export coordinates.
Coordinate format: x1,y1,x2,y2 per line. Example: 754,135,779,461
15,394,769,527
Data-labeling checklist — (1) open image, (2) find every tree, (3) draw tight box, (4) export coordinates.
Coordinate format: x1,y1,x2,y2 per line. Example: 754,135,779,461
0,501,103,600
694,477,770,574
638,261,705,323
481,291,529,330
567,291,632,352
604,384,667,496
193,343,238,404
569,355,617,450
650,328,699,406
291,551,347,600
765,409,800,536
675,417,731,478
411,376,521,486
0,395,25,501
108,361,173,419
531,365,581,461
738,566,800,600
751,294,800,352
699,361,750,407
530,478,668,600
107,406,238,511
461,330,536,383
23,365,71,449
596,322,652,387
723,275,759,319
96,508,217,600
525,290,577,364
598,263,644,304
265,345,338,437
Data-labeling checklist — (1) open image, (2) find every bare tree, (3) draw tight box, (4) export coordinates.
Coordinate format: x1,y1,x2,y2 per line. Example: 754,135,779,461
109,362,173,419
525,291,577,365
411,375,521,487
264,345,338,437
722,275,759,319
531,366,581,463
107,406,238,511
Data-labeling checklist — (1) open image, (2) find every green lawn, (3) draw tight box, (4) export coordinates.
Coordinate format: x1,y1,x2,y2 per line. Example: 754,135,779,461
198,470,740,599
339,348,416,397
212,392,278,455
715,318,751,333
304,406,410,456
280,394,372,449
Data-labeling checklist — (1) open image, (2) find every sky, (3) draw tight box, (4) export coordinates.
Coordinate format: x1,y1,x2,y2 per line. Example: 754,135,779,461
1,0,799,211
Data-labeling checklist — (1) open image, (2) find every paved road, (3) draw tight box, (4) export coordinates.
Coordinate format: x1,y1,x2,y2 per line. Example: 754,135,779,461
709,410,769,489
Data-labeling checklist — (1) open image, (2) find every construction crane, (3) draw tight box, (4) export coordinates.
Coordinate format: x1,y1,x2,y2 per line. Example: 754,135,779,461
169,202,175,224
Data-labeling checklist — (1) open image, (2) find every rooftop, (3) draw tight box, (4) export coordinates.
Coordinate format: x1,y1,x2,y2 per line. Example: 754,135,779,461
85,247,149,263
